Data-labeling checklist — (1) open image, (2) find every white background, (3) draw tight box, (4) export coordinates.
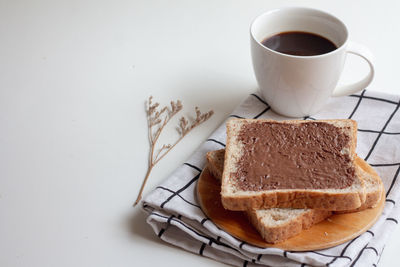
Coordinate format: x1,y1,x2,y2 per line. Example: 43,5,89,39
1,0,399,266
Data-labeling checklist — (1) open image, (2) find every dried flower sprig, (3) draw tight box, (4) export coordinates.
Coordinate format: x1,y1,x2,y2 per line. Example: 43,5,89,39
134,96,214,206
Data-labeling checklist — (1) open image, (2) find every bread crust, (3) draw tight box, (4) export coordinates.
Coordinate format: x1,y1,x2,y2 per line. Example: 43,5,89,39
221,189,365,211
206,149,225,181
246,209,332,244
221,119,365,211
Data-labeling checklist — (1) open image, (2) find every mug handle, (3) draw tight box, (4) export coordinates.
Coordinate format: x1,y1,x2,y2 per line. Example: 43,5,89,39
332,41,375,97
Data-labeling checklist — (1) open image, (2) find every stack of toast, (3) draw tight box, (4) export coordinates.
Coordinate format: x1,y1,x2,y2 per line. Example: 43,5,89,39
205,119,384,243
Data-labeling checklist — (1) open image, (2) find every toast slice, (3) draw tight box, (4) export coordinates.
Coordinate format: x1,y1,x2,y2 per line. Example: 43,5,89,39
221,119,365,211
206,149,383,243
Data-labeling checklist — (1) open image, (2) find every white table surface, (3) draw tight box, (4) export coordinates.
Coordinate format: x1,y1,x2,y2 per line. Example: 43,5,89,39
1,0,399,266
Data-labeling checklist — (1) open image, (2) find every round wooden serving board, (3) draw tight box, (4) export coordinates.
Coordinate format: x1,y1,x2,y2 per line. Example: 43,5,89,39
197,167,385,251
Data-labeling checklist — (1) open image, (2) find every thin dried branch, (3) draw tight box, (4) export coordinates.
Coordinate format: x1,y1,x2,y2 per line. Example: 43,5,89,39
155,107,214,165
154,143,171,162
134,97,214,206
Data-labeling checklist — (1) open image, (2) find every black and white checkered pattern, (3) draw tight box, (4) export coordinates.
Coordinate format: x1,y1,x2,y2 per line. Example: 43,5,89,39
142,90,400,267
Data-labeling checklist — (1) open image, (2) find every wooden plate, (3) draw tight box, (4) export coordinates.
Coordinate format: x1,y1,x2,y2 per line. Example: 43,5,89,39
197,166,385,251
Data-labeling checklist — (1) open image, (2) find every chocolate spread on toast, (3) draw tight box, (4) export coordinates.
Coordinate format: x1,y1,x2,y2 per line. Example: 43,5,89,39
233,121,355,191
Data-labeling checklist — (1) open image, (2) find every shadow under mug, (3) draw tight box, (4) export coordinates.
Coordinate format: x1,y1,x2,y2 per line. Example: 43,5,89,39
250,7,374,118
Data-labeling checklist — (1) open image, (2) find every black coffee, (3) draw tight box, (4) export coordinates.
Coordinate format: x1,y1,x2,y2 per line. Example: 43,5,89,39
261,31,337,56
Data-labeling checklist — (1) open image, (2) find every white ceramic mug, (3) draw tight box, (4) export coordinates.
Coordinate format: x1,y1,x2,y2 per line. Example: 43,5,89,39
250,7,374,117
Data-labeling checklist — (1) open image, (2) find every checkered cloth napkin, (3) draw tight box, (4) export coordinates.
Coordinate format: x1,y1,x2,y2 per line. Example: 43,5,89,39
142,90,400,267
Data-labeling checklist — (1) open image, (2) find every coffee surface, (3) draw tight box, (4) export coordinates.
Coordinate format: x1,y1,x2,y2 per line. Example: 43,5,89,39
261,31,337,56
232,121,355,191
